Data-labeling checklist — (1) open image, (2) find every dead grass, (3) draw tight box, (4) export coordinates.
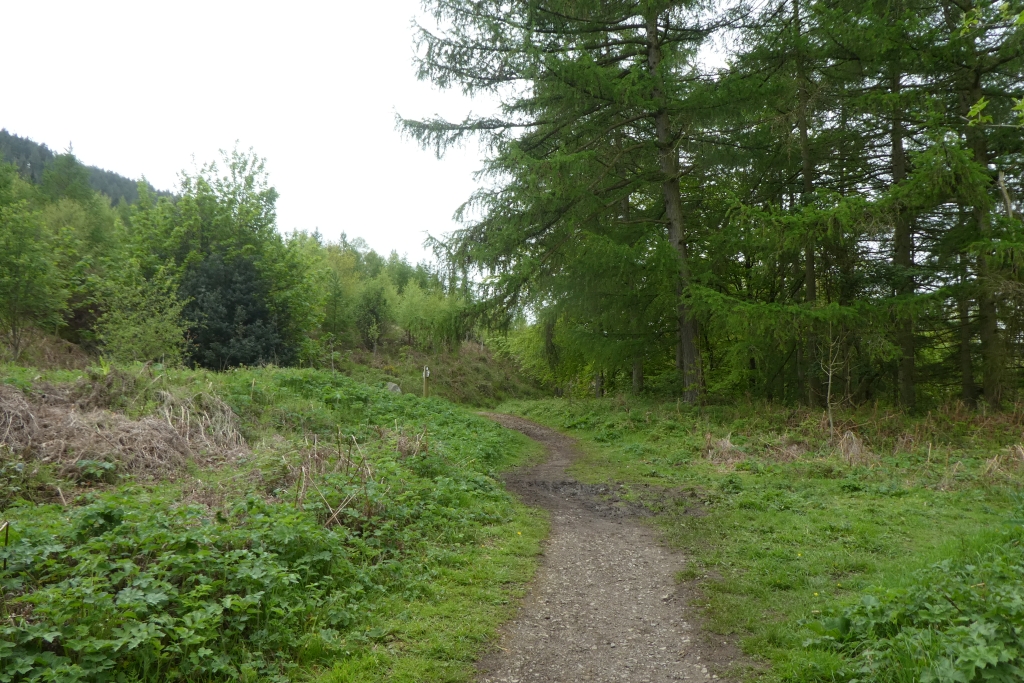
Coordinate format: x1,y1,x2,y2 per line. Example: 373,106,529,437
3,330,92,370
834,431,877,466
703,432,745,463
982,444,1024,481
0,377,246,481
155,390,245,462
285,435,388,531
374,423,430,458
765,435,808,462
893,432,916,454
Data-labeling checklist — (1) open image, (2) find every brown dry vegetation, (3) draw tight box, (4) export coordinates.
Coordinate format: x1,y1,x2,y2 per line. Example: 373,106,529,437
765,435,809,463
0,370,246,486
704,432,746,463
0,331,93,371
835,430,876,466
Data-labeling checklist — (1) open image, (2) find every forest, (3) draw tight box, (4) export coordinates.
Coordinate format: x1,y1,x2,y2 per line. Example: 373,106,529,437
0,144,478,380
2,1,1024,683
0,130,172,206
404,0,1024,410
4,0,1024,410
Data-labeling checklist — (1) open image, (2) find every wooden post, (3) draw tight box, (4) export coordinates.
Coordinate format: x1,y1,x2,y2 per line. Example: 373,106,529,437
423,365,430,398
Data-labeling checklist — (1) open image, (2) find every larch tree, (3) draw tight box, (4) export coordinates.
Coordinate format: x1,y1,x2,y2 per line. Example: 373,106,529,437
406,0,722,401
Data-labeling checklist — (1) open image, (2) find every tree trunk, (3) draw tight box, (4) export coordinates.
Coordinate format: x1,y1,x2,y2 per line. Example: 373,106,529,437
891,72,916,410
594,370,604,398
544,316,558,372
623,186,645,400
794,0,820,407
961,73,1001,407
976,236,1000,407
958,264,976,405
803,243,819,407
646,12,701,403
795,345,804,403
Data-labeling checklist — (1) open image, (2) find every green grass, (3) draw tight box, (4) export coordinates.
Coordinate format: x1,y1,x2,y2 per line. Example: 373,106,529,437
0,364,548,682
498,396,1024,682
318,504,546,683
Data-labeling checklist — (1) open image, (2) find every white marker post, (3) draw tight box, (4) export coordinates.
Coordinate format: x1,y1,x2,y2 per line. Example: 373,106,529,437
423,365,430,398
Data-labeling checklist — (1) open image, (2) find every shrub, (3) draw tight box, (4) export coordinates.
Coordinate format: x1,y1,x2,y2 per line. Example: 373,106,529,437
96,267,186,365
180,253,293,369
804,536,1024,683
354,279,393,353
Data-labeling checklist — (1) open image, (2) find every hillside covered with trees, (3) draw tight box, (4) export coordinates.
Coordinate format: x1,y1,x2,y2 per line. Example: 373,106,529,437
0,143,534,403
0,130,172,206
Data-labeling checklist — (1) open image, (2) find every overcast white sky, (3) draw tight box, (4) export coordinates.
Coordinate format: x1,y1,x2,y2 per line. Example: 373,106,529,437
3,1,487,263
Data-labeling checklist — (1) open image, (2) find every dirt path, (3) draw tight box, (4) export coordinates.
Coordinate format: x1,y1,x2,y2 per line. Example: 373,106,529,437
478,414,727,683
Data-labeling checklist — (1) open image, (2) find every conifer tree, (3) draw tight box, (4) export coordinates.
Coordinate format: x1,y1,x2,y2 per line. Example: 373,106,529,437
407,0,718,400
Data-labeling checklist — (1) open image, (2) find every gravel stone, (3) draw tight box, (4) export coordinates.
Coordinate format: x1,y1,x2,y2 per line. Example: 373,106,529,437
477,414,730,683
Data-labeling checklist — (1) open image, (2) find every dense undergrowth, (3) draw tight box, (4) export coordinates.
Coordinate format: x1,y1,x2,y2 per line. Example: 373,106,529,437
5,329,545,411
499,397,1024,683
336,340,544,408
0,364,546,682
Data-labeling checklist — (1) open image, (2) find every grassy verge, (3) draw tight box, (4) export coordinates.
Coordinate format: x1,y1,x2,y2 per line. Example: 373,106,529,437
498,397,1024,682
319,502,545,683
0,364,547,682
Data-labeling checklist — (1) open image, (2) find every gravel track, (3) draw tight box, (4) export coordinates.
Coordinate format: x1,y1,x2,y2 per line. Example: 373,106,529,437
477,414,730,683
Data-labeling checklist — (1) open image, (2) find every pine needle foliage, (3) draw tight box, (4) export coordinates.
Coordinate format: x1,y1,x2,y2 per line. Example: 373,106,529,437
407,0,1024,410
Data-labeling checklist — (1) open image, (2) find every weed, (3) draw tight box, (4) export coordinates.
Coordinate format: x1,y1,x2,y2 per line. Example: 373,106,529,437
0,366,547,682
804,530,1024,682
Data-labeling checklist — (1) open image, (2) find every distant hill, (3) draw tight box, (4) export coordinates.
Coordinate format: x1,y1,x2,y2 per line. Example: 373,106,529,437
0,129,173,205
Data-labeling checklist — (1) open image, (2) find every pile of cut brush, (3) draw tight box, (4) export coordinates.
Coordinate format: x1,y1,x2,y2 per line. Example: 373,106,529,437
0,372,246,483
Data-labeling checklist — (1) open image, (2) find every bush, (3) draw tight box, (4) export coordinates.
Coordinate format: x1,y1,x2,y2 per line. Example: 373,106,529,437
0,168,66,360
354,279,393,352
96,266,186,365
180,253,294,369
1,494,384,682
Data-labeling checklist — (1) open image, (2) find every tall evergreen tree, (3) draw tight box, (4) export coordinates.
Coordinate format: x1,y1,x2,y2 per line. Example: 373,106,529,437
408,0,720,401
